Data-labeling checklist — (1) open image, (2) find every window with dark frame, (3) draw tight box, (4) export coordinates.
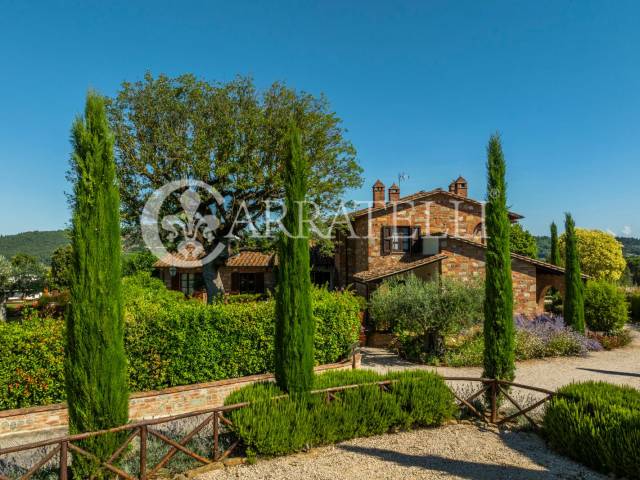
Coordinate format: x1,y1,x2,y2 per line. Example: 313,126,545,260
180,272,196,296
231,272,265,293
381,226,421,255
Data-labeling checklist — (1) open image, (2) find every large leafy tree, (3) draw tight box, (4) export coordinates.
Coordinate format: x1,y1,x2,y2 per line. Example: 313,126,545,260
548,222,560,266
559,228,626,282
66,92,128,477
563,213,585,333
483,134,515,386
107,73,362,298
509,223,538,258
275,124,314,393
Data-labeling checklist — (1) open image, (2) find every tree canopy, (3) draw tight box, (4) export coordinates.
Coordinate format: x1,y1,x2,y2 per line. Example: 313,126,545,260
107,73,363,250
510,223,538,258
560,228,627,282
10,253,46,294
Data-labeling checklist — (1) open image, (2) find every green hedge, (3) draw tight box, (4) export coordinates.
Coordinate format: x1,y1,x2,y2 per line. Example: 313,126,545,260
225,369,456,456
583,280,628,333
0,274,361,410
0,318,66,409
543,382,640,479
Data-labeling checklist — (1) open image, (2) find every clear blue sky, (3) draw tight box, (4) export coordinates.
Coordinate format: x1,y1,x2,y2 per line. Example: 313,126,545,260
1,0,638,236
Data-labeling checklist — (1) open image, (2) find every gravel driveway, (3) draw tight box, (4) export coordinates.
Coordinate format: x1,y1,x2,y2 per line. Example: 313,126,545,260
199,424,605,480
197,328,638,479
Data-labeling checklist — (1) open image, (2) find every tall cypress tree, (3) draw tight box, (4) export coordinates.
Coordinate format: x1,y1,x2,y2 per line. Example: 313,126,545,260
549,222,560,266
275,122,314,394
66,92,128,477
483,134,515,384
563,213,585,333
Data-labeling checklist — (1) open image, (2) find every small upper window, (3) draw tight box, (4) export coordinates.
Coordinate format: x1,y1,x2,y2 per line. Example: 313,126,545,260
382,226,420,254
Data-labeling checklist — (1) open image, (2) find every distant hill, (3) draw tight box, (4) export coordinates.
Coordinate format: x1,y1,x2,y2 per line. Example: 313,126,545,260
0,230,69,264
535,236,550,260
618,237,640,256
535,235,640,261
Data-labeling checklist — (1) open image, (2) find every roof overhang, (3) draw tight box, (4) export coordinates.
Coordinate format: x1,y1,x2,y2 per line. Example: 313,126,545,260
352,253,448,283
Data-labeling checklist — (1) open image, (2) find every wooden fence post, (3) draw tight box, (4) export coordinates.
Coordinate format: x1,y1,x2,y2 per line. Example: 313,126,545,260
139,426,147,479
213,412,219,461
490,380,498,423
59,441,68,480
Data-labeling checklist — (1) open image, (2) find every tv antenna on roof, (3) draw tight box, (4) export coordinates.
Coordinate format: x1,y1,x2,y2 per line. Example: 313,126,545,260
398,172,409,184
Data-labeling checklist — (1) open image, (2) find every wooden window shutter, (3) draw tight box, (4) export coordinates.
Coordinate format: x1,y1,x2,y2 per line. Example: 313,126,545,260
381,227,392,255
411,226,421,254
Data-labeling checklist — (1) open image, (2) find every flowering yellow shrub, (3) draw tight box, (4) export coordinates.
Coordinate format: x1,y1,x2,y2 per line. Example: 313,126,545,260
560,229,626,281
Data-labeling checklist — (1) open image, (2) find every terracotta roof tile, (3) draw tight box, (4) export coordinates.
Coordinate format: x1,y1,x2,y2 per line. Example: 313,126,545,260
224,251,277,267
352,253,448,283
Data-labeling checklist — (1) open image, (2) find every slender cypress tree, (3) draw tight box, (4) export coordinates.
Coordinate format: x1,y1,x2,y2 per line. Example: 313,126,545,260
66,92,128,477
274,122,314,394
563,213,585,333
549,222,560,266
483,134,515,384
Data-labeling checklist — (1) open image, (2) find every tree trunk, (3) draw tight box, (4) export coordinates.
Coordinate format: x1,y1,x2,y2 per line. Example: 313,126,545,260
422,332,445,358
203,261,224,304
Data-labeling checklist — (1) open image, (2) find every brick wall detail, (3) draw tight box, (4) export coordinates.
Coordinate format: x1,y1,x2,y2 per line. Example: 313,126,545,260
0,356,360,439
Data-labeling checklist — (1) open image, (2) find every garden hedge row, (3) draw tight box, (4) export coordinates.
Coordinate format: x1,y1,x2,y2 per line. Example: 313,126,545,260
225,369,456,457
0,274,361,410
543,381,640,479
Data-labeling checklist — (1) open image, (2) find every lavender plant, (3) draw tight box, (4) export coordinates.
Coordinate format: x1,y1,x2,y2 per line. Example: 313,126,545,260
514,314,602,358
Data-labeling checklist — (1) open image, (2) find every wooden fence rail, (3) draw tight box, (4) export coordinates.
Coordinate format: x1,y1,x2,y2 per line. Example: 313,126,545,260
0,378,555,480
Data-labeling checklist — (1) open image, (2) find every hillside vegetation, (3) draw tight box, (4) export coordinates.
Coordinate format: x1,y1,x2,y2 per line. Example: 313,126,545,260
0,230,69,264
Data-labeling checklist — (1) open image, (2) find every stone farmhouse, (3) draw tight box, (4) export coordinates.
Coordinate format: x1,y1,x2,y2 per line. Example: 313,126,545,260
155,176,570,316
333,177,571,316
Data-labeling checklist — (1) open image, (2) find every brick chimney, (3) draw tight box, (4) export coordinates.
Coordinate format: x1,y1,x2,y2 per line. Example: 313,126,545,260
372,180,385,207
388,182,400,203
449,176,468,198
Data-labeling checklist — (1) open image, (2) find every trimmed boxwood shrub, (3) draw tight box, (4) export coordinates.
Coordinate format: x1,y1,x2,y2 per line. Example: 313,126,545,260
543,381,640,479
583,280,628,333
225,370,456,457
0,274,361,410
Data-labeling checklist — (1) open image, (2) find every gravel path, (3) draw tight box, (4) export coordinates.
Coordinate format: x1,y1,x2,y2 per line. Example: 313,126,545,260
199,424,605,479
197,328,639,479
362,326,640,391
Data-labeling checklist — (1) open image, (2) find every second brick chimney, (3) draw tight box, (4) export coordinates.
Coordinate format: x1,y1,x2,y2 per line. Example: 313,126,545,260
388,182,400,203
372,180,385,207
449,176,468,198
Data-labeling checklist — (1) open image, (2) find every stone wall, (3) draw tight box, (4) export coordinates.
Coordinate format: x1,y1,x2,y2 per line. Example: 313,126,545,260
0,356,361,440
440,237,539,316
335,193,486,286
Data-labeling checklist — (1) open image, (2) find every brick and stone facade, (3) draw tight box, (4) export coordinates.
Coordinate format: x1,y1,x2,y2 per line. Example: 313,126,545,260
336,178,569,317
